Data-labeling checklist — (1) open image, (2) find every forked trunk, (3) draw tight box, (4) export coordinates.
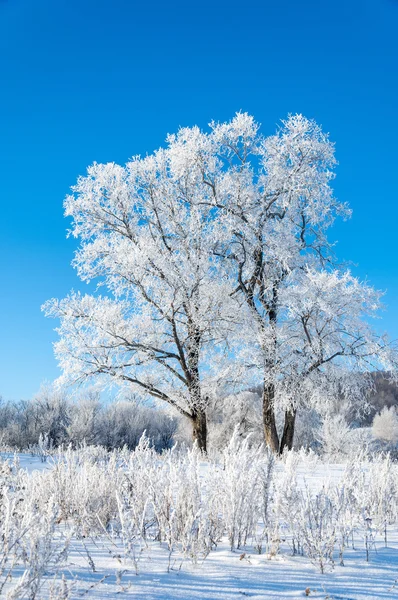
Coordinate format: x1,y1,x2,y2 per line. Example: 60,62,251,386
191,408,207,453
279,408,297,454
262,382,279,453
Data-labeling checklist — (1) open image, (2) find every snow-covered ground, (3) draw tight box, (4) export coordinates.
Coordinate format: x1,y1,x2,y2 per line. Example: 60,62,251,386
1,447,397,600
40,537,397,600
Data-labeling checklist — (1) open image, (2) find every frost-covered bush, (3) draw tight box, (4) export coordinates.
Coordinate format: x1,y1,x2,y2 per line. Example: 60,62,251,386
317,415,352,459
28,432,54,462
295,486,337,573
0,456,69,599
372,406,398,444
271,451,301,556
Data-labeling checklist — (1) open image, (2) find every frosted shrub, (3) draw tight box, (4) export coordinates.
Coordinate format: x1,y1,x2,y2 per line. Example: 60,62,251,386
254,451,274,554
113,491,147,575
72,456,120,533
372,406,398,444
318,415,352,460
121,435,158,541
121,436,212,567
272,451,302,556
168,449,203,559
48,575,76,600
0,460,35,594
332,484,353,565
137,449,175,550
0,491,23,594
333,452,398,559
337,453,368,550
296,485,337,574
366,454,398,546
0,458,69,599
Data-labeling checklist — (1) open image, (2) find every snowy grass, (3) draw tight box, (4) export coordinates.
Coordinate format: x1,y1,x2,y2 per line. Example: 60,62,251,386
1,438,397,599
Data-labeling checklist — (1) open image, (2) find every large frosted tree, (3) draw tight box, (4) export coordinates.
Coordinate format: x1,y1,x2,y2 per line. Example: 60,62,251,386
45,113,397,453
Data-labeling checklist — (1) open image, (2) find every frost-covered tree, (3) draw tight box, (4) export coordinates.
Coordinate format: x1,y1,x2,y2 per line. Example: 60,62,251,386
43,145,235,452
44,112,397,454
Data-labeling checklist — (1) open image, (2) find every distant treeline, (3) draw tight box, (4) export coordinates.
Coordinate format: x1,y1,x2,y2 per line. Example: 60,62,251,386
0,372,396,452
0,387,178,451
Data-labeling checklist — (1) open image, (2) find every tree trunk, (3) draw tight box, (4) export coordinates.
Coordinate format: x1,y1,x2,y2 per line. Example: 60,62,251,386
263,382,279,453
279,408,297,454
191,408,207,453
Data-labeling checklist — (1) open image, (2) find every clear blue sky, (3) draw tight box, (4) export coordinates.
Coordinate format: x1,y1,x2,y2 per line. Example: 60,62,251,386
0,0,397,400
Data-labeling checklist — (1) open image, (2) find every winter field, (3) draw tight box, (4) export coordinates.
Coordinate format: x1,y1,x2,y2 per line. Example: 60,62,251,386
1,436,397,600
